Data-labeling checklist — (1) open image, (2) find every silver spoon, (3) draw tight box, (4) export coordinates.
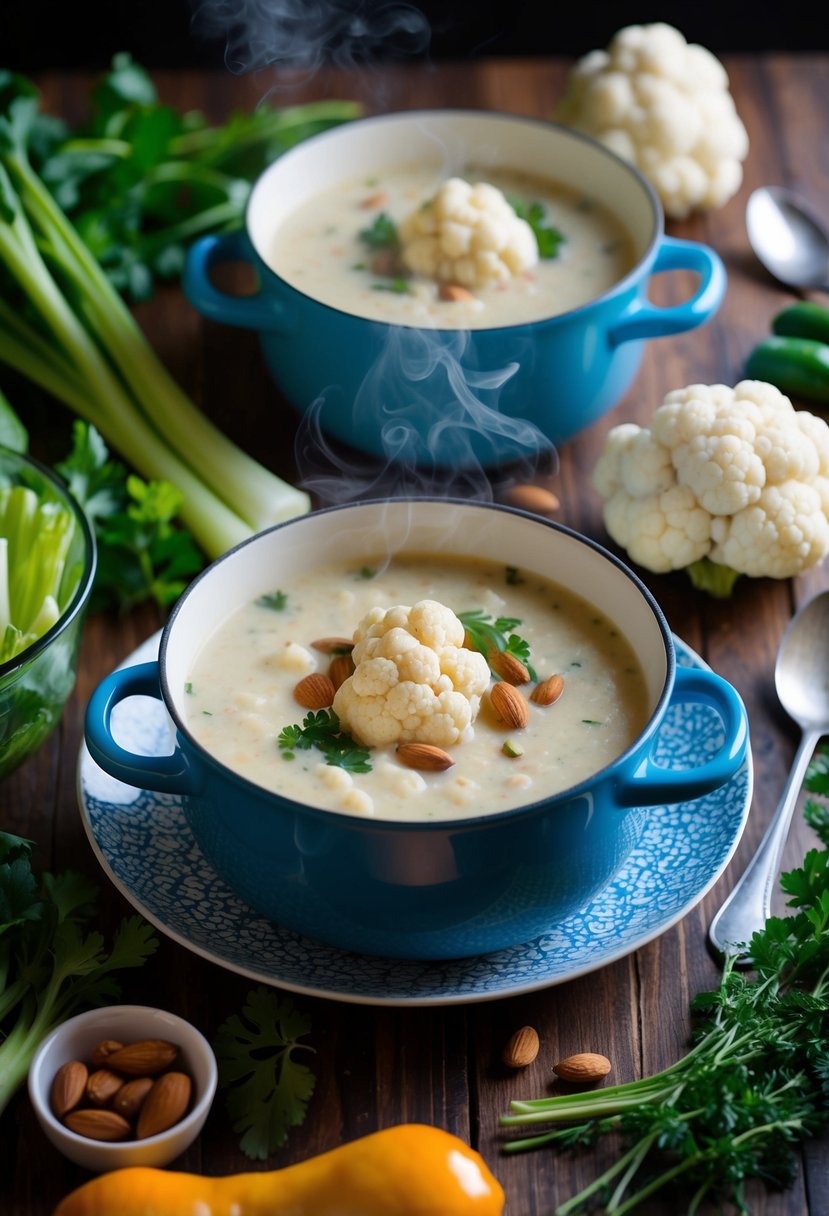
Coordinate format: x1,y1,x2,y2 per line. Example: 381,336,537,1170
746,186,829,293
709,590,829,961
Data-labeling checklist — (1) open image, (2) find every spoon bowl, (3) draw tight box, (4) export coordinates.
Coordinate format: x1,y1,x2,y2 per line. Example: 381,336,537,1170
709,589,829,960
746,186,829,293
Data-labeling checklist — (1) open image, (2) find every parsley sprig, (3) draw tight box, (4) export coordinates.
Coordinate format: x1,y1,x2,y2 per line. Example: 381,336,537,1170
508,196,565,259
278,709,372,773
500,742,829,1213
459,609,537,681
358,211,399,248
214,986,315,1160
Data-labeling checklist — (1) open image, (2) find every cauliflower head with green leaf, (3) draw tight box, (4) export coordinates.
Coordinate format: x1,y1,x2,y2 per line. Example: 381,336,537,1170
592,380,829,596
556,22,749,218
332,599,491,748
398,178,538,289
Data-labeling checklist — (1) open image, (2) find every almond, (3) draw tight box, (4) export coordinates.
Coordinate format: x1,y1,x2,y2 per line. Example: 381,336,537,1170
488,682,529,730
89,1039,124,1068
329,653,355,690
86,1068,125,1107
112,1076,154,1122
361,190,389,209
311,636,354,654
502,484,560,515
396,742,455,772
553,1052,612,1084
64,1108,132,1141
293,672,336,710
136,1071,192,1140
489,649,530,685
50,1060,88,1119
531,674,565,706
439,282,476,302
105,1039,178,1077
502,1026,540,1069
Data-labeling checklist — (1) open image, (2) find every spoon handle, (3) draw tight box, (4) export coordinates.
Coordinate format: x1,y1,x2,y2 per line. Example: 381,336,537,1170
708,727,822,961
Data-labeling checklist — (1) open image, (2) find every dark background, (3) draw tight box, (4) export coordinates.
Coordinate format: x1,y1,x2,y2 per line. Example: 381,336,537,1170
3,0,822,74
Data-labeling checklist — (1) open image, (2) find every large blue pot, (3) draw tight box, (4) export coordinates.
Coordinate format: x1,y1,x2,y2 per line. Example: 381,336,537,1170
84,501,747,960
184,111,725,468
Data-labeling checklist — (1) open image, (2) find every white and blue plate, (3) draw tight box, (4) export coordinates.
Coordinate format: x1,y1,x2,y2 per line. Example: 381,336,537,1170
78,632,752,1007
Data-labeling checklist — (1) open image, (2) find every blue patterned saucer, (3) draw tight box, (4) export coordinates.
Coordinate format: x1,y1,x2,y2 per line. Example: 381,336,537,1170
78,632,752,1007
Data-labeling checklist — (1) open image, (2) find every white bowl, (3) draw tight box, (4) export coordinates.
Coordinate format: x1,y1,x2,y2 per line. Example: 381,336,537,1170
28,1005,217,1172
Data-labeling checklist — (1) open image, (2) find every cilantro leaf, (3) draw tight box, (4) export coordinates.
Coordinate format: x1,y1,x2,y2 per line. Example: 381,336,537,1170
278,709,372,772
359,211,398,248
256,590,288,611
214,986,315,1160
507,196,565,259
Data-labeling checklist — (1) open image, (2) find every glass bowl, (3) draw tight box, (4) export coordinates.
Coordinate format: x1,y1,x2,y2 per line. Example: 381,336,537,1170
0,446,96,779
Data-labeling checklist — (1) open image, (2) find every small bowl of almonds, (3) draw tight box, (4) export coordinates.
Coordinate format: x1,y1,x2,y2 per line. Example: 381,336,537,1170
27,1004,217,1172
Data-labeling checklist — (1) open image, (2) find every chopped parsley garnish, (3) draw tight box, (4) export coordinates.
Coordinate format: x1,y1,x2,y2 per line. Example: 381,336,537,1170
359,212,399,249
371,277,413,294
581,718,602,726
257,590,288,611
505,565,525,586
278,709,372,773
458,609,537,681
507,196,565,259
184,681,193,694
355,566,377,580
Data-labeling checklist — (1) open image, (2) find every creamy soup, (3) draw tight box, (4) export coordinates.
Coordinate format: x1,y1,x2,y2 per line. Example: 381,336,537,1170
267,164,636,330
183,555,650,823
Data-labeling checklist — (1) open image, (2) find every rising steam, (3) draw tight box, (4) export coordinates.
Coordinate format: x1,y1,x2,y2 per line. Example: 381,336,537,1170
190,0,432,74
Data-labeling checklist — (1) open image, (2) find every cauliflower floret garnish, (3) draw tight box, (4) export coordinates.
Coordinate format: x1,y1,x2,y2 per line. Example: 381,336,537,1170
592,380,829,596
333,599,491,749
556,23,749,218
398,178,539,290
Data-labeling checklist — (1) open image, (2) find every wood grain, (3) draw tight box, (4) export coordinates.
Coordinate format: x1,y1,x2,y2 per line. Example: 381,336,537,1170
3,54,829,1216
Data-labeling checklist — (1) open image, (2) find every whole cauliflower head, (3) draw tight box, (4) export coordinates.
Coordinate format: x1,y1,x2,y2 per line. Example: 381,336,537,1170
333,599,491,749
593,380,829,583
398,178,539,289
556,23,749,218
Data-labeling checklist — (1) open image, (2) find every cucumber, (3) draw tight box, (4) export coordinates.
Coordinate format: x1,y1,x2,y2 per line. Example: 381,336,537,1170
771,300,829,344
745,335,829,404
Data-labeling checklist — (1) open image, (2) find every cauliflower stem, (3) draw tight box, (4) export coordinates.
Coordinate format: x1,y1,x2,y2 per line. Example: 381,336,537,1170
685,557,743,599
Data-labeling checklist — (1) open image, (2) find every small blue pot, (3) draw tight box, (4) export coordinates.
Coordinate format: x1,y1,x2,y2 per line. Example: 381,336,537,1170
184,111,725,467
85,500,747,960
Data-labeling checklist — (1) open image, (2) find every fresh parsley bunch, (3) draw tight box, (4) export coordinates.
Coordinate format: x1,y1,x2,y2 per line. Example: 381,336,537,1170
501,743,829,1214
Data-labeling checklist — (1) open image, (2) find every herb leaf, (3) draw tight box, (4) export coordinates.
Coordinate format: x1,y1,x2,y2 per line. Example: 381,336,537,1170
371,277,412,294
214,986,315,1161
278,709,372,773
458,609,537,681
256,590,288,611
359,211,398,248
507,196,565,259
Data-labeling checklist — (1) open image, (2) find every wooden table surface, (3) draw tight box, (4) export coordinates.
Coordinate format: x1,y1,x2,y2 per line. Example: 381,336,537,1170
4,53,829,1215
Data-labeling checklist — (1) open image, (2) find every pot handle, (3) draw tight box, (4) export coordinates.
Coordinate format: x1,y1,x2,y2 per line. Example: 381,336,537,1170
615,666,748,807
609,236,726,347
183,231,293,333
85,662,199,796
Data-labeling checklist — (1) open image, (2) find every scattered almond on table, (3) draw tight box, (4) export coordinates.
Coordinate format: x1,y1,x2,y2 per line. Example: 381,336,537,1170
502,1026,540,1068
553,1051,612,1084
501,484,560,515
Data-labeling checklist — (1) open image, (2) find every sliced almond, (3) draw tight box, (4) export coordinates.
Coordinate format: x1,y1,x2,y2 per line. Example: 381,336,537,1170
361,190,389,209
89,1039,124,1068
502,484,560,515
112,1076,154,1122
439,282,475,302
396,743,455,772
50,1060,88,1119
136,1071,192,1140
64,1108,132,1141
553,1052,612,1084
86,1068,125,1108
531,674,565,706
105,1039,178,1077
310,636,355,654
489,682,529,730
502,1026,540,1069
294,672,336,710
329,654,356,691
489,650,530,685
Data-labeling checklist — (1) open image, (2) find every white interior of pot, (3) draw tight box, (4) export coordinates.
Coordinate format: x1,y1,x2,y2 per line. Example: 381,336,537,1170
247,111,657,265
164,501,669,720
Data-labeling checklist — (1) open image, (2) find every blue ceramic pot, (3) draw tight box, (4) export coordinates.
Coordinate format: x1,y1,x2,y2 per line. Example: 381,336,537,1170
85,500,747,960
183,111,725,468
